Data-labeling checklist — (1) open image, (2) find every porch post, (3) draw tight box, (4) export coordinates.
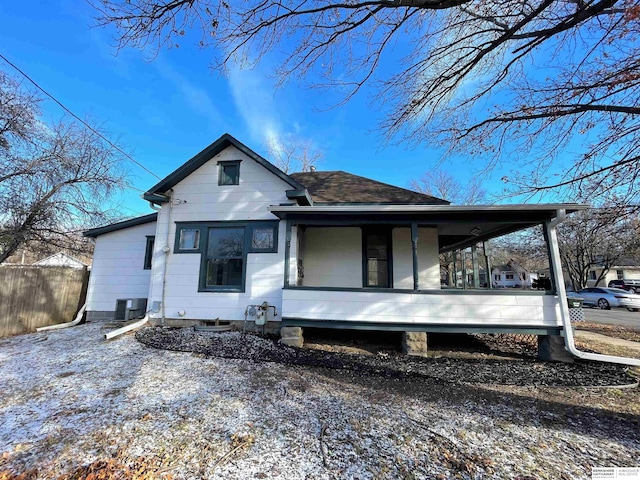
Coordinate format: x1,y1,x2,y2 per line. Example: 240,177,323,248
471,245,480,288
484,241,492,289
461,248,467,290
542,225,557,292
411,223,419,291
451,250,457,287
284,219,291,287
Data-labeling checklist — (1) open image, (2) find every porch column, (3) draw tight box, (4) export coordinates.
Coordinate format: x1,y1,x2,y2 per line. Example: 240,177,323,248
471,245,480,288
284,219,291,287
411,223,419,290
484,241,492,289
461,248,467,290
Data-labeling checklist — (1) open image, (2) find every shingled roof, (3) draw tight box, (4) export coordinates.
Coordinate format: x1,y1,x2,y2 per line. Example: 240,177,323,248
289,171,450,205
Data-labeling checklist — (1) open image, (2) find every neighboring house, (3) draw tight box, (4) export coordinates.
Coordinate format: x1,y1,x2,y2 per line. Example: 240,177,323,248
33,252,88,269
491,260,537,288
587,258,640,287
83,133,586,359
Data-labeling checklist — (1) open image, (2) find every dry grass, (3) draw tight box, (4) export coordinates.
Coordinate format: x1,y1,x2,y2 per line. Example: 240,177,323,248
576,322,640,343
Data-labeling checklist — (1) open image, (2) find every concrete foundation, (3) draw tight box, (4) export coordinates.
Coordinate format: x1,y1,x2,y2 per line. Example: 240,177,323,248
147,318,282,334
86,310,115,322
402,331,428,357
280,326,304,348
538,334,574,363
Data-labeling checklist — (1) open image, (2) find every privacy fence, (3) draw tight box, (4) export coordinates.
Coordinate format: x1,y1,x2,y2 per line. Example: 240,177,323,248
0,265,89,337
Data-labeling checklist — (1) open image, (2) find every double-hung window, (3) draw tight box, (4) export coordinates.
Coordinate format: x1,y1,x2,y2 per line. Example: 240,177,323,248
363,228,392,288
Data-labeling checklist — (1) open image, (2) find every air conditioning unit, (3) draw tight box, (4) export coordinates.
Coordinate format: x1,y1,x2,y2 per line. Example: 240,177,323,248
114,298,148,321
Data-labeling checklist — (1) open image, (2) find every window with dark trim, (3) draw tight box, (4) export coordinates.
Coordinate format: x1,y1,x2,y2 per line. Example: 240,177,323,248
176,228,200,252
204,227,245,290
143,236,155,270
363,228,392,288
218,160,241,186
173,220,279,292
249,224,278,253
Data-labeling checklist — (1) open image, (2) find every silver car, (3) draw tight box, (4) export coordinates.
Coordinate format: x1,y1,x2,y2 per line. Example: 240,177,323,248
577,287,640,311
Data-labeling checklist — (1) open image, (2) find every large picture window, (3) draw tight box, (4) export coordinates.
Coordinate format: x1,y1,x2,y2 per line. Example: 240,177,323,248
204,227,245,289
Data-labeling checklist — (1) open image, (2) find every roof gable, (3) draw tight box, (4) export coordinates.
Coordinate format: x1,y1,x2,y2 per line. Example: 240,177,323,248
289,171,449,205
143,133,306,202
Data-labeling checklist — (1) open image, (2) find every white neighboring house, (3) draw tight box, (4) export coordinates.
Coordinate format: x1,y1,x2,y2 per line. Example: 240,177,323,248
587,259,640,287
491,261,537,288
83,134,586,357
33,252,88,269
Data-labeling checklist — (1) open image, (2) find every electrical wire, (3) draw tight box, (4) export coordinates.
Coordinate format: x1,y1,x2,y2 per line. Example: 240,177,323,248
0,53,163,180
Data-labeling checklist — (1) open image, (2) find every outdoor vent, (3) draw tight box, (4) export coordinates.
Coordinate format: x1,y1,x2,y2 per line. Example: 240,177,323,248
114,298,148,321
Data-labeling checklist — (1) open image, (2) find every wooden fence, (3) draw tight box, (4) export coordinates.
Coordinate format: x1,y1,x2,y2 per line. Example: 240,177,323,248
0,265,89,337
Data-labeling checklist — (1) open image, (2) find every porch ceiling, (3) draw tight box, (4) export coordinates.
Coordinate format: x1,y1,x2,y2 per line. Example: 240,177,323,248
268,203,588,252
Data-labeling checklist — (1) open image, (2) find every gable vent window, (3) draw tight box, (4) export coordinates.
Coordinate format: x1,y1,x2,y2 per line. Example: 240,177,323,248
218,160,241,186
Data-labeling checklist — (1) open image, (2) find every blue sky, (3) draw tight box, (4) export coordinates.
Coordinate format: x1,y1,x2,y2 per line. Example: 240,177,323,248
1,0,511,217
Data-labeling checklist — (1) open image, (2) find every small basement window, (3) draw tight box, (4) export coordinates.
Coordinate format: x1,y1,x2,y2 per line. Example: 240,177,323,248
218,160,241,186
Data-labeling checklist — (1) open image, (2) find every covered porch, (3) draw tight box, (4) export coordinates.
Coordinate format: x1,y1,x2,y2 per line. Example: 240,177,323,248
269,204,585,358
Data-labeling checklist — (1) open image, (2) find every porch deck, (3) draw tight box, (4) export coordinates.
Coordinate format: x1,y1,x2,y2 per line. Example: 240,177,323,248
281,287,564,335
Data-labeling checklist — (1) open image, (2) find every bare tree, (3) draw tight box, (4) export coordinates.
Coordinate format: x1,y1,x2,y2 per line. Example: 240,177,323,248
93,0,640,203
0,72,128,263
266,134,323,173
556,209,640,291
0,72,40,151
410,169,486,205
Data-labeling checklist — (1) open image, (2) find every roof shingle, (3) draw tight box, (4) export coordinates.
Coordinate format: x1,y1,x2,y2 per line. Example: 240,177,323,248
290,171,449,205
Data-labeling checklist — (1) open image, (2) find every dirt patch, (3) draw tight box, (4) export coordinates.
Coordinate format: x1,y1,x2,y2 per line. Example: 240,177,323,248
136,327,637,387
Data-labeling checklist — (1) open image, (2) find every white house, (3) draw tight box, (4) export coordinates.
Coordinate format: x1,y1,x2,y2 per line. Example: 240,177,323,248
491,260,537,288
586,258,640,287
83,134,586,360
33,252,88,269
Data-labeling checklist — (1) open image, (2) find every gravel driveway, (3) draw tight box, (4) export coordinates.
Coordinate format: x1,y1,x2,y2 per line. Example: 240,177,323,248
1,322,639,480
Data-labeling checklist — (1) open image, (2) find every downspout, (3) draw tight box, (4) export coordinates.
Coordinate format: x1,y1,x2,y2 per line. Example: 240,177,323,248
104,313,149,340
37,303,86,332
547,209,640,366
147,194,171,325
160,191,174,325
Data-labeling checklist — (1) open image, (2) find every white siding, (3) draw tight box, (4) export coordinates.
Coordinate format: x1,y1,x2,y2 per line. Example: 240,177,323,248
392,227,440,289
302,227,362,288
148,145,290,322
86,222,156,312
283,289,562,327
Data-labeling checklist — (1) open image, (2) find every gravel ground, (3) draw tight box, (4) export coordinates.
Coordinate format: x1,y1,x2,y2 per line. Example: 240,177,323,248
138,327,637,387
1,322,639,480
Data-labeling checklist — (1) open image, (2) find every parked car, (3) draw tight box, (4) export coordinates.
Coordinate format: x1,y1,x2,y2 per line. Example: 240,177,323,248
607,279,640,293
577,287,640,311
